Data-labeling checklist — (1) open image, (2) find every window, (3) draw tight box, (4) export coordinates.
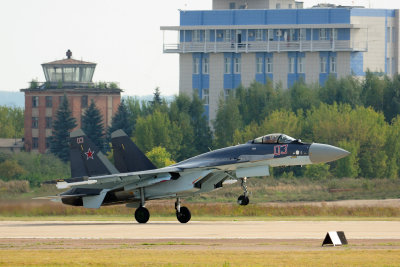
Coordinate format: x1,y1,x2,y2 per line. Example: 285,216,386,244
204,30,210,42
46,137,51,149
32,117,38,128
255,29,263,41
193,58,200,74
331,29,338,40
268,29,274,41
387,27,391,43
266,57,273,73
289,29,295,41
59,95,65,103
256,57,263,74
45,96,52,107
392,57,396,74
224,57,231,74
32,96,39,107
320,57,327,73
392,27,396,43
234,58,241,74
319,29,328,40
32,138,39,149
45,117,52,129
224,30,231,42
298,57,304,73
229,2,235,9
193,30,200,42
387,57,391,74
202,58,209,74
288,57,295,73
202,89,209,105
224,89,232,100
81,95,88,108
330,57,337,73
299,29,306,41
276,3,281,9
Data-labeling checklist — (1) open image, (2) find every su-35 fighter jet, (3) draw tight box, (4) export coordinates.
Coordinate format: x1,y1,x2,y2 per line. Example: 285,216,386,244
47,129,349,224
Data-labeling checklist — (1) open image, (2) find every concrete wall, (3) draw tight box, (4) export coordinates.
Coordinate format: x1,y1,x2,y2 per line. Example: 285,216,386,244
273,52,288,88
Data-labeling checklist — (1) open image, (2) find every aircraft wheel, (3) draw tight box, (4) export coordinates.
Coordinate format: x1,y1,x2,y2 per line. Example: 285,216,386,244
176,206,191,223
135,206,150,223
237,195,249,206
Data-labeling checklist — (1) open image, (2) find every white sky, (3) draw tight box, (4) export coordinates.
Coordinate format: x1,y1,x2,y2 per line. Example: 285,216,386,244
0,0,399,96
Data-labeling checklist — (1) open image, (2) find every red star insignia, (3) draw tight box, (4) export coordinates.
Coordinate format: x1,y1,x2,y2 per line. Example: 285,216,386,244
85,148,94,160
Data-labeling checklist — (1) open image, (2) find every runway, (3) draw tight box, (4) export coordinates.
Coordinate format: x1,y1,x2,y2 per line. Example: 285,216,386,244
1,220,400,239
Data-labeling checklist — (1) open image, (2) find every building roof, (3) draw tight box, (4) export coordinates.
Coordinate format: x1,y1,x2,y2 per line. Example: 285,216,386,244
42,58,96,66
0,139,24,148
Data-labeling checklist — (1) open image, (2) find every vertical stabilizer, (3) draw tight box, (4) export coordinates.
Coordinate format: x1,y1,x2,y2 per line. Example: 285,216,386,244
111,129,157,172
70,129,119,177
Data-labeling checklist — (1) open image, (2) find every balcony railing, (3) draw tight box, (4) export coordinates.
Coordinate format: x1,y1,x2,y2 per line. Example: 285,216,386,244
163,40,367,53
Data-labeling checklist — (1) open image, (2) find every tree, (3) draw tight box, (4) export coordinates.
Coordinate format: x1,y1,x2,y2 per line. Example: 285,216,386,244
108,100,133,137
81,100,105,152
189,93,212,154
0,105,24,139
145,146,175,168
50,95,77,162
213,95,242,148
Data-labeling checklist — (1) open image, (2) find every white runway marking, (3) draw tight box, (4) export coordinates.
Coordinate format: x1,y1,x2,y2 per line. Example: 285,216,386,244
1,221,400,239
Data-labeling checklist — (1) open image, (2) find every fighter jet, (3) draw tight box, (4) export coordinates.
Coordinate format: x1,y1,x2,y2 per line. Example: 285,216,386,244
49,129,349,224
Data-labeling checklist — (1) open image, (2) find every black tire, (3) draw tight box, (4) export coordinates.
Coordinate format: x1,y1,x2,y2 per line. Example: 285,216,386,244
176,206,191,223
135,206,150,223
237,195,250,206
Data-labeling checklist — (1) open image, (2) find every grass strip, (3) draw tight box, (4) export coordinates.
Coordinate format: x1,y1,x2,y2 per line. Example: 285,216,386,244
1,249,400,266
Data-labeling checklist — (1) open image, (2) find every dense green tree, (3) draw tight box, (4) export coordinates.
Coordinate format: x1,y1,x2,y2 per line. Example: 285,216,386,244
108,100,133,137
50,96,77,162
0,106,24,138
81,100,105,152
383,75,400,122
213,95,242,148
189,93,212,154
333,140,360,178
361,71,386,111
145,146,175,168
289,80,319,113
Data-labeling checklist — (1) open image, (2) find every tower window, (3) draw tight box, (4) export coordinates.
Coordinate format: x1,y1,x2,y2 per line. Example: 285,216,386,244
202,89,209,105
32,117,39,128
289,57,295,73
330,57,337,73
256,57,263,74
298,57,304,73
45,96,52,107
224,57,231,74
45,117,52,129
32,138,39,149
320,57,327,73
234,58,241,74
32,96,39,107
193,58,200,74
266,57,273,73
81,95,88,108
202,58,209,74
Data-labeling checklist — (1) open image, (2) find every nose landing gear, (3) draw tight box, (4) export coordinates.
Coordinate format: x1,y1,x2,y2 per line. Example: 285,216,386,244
237,177,250,206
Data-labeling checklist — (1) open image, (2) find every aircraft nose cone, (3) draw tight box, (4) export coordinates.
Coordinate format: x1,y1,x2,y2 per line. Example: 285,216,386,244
309,143,350,164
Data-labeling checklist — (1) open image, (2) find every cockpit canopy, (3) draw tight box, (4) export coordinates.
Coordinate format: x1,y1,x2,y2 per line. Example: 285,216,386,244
253,133,296,144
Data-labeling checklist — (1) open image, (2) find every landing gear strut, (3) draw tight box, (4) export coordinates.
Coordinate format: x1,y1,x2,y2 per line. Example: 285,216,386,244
237,177,250,206
135,187,150,223
175,197,191,223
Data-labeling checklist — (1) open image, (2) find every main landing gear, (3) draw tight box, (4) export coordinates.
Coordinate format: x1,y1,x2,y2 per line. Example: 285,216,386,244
135,188,150,223
133,188,192,224
175,197,191,223
237,177,250,206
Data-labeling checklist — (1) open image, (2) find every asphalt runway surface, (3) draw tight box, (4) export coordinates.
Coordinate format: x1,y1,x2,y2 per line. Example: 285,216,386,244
1,220,400,239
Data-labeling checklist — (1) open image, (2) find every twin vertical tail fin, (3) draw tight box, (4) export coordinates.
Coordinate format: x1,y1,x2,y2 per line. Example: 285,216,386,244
69,129,119,178
111,129,156,172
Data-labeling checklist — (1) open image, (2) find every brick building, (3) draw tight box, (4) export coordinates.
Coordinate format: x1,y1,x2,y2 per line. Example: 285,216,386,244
21,50,122,153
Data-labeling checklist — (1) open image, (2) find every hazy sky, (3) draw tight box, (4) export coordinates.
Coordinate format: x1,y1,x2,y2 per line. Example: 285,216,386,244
1,0,399,96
